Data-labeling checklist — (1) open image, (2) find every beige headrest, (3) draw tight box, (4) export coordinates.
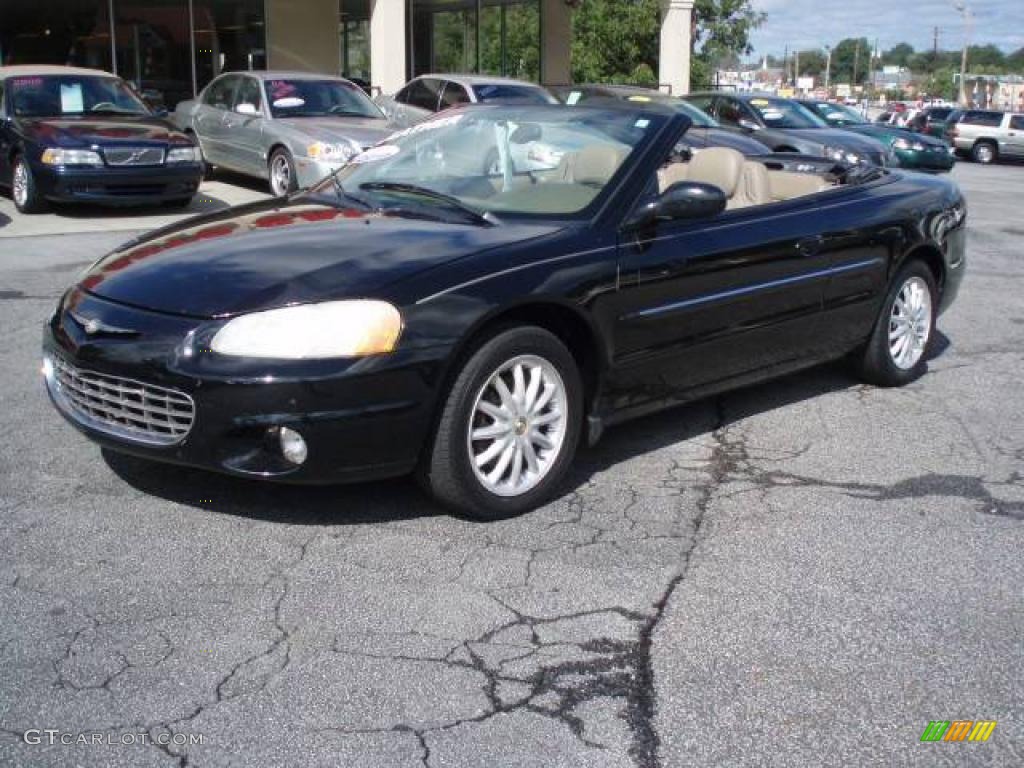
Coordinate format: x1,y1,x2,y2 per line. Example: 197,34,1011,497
687,147,746,197
574,145,626,186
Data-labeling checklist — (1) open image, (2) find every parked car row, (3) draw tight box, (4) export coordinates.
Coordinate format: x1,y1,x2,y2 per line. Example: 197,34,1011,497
877,104,1024,165
5,63,996,218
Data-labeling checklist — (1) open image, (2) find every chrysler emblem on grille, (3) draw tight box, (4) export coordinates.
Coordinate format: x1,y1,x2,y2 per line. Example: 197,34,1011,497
68,310,136,336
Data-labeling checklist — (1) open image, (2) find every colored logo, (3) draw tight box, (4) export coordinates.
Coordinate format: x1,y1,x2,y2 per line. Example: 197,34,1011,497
921,721,997,742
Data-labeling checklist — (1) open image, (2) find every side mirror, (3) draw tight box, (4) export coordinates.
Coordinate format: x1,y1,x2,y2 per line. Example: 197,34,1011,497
738,117,760,131
151,106,169,118
235,102,259,116
510,123,542,144
626,182,727,229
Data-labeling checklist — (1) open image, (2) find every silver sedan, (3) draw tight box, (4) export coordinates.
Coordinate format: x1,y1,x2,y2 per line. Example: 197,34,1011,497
173,71,394,195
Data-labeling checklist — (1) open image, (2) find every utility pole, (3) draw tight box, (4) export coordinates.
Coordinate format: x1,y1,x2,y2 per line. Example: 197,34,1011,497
824,46,832,95
933,26,940,61
783,45,789,86
953,2,973,106
852,39,861,86
795,50,800,88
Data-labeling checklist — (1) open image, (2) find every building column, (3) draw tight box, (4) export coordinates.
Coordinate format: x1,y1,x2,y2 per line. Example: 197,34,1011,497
540,0,572,86
659,0,694,95
370,0,407,95
266,0,341,74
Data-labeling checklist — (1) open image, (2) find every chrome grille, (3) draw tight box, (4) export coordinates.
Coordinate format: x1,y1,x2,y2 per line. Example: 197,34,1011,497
102,146,165,166
47,356,194,446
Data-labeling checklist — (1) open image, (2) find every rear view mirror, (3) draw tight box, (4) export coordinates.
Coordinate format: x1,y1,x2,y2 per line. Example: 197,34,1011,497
235,103,258,116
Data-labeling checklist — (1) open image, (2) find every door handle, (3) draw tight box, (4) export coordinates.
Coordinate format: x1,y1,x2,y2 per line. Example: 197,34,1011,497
795,235,825,256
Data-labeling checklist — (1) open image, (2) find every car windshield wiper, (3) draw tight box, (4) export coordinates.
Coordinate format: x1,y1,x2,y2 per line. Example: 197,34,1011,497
89,107,146,115
358,182,492,226
328,176,374,211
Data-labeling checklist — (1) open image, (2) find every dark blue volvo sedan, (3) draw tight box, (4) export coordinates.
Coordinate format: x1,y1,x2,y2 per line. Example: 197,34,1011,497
0,65,203,213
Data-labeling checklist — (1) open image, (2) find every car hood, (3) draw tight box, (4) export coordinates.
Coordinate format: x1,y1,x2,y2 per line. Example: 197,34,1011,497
843,124,947,147
275,116,394,149
684,127,765,156
79,197,559,318
14,114,189,147
783,127,886,151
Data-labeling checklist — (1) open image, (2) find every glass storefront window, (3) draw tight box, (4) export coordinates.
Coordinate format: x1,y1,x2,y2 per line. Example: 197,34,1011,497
0,0,113,71
410,0,539,81
340,0,370,86
1,1,265,111
479,1,539,81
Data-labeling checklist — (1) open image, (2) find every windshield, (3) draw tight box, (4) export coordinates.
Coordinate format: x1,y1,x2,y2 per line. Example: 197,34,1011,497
314,106,664,218
8,75,149,117
746,97,826,129
265,79,383,119
810,102,867,125
620,94,716,127
472,83,553,104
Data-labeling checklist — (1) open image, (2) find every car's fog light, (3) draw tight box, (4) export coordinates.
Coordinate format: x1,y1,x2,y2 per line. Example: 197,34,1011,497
278,426,308,465
41,356,54,380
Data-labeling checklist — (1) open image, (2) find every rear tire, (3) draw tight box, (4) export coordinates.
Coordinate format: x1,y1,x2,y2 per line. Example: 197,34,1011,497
971,141,997,164
856,260,938,387
421,327,583,520
11,155,47,214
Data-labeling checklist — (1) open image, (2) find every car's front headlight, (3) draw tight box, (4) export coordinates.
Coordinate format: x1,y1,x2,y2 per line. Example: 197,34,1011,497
167,146,202,163
40,148,104,166
823,145,863,165
305,141,358,163
893,138,926,152
210,300,402,359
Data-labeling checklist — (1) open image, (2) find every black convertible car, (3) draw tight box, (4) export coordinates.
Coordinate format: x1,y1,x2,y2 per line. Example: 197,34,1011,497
43,103,966,518
0,65,203,213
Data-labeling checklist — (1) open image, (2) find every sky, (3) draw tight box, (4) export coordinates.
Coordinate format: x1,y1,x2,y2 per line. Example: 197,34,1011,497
747,0,1024,58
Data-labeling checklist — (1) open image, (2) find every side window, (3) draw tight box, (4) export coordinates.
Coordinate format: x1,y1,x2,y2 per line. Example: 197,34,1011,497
686,94,715,116
406,78,442,111
203,76,236,110
234,77,262,112
440,81,470,108
394,84,411,104
1010,115,1024,131
717,98,743,126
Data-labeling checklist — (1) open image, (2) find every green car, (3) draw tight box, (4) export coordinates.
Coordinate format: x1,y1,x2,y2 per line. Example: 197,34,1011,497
798,100,955,172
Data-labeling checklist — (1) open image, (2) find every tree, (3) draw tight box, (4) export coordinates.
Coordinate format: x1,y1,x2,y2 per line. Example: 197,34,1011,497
883,43,914,68
966,44,1005,71
795,49,826,77
1008,47,1024,73
569,0,763,89
831,37,871,84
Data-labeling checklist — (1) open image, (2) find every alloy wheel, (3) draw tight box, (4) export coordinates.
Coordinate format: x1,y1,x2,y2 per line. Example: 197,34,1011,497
888,275,933,370
270,154,291,196
12,162,28,207
467,354,568,497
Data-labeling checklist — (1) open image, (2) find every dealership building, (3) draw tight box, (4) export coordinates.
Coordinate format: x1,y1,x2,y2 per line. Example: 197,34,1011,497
1,0,694,108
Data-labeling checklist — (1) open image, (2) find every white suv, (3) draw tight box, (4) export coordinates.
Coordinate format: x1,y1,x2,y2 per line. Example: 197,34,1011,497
948,110,1024,164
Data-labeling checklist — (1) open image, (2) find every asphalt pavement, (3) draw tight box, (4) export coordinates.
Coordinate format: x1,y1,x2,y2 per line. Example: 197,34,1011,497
0,163,1021,767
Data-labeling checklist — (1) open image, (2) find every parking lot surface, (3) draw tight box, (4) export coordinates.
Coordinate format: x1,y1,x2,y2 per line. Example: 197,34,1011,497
0,163,1021,767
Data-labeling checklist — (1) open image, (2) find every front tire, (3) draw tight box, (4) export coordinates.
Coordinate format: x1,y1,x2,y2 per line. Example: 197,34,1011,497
971,141,997,164
856,260,938,387
268,148,297,196
422,327,583,519
11,155,47,214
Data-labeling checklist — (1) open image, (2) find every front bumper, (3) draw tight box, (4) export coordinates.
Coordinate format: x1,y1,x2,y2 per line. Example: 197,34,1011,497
894,147,955,172
293,156,343,190
32,161,203,205
42,290,449,484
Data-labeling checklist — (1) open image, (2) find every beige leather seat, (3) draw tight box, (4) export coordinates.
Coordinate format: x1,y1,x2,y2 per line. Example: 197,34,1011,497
766,170,832,201
733,161,771,209
657,162,688,193
683,147,771,210
573,144,627,186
